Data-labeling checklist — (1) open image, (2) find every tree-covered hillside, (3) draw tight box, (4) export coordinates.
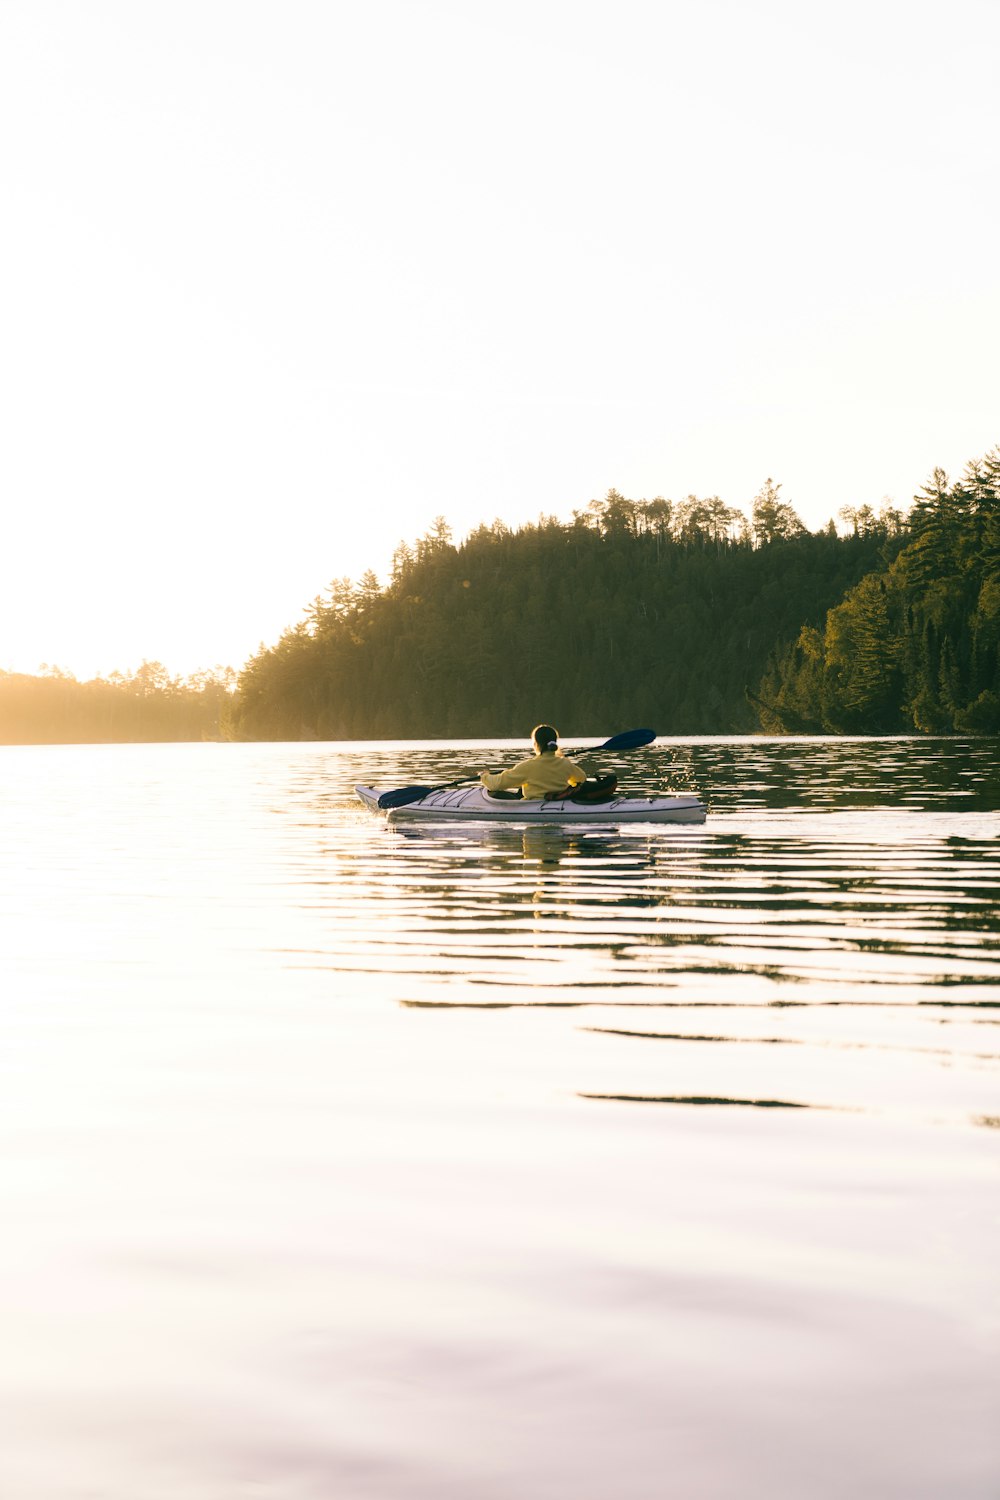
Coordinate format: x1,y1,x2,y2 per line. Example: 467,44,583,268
230,483,900,739
757,449,1000,734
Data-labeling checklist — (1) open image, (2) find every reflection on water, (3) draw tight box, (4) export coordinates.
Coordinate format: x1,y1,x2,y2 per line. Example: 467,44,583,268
316,814,1000,1125
1,736,999,1500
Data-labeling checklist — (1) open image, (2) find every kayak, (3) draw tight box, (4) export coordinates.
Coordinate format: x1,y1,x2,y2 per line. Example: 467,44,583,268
355,784,706,824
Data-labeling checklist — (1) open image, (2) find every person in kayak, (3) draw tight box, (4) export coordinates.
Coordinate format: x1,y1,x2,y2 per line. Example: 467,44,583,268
480,725,588,801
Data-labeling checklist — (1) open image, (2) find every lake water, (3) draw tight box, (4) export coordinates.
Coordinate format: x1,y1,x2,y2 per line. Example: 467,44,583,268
1,736,999,1500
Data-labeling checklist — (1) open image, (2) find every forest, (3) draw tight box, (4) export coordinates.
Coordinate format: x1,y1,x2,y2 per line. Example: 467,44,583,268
0,663,236,745
232,451,1000,740
230,480,906,739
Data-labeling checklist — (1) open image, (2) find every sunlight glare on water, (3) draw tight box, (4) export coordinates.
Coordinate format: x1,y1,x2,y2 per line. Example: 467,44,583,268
1,737,999,1499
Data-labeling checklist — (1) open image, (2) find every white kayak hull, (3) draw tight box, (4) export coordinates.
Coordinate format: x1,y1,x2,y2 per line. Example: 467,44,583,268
356,784,706,824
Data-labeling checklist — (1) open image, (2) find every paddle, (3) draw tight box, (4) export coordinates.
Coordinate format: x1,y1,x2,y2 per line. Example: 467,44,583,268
376,728,657,810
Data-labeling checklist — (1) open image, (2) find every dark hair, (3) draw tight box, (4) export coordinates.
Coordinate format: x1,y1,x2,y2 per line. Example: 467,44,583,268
532,723,558,753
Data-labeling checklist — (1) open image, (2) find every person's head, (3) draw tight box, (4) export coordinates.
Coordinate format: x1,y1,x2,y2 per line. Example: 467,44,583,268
532,724,559,754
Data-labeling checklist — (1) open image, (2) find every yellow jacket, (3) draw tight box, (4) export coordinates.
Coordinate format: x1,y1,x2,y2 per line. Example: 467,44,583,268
481,750,586,801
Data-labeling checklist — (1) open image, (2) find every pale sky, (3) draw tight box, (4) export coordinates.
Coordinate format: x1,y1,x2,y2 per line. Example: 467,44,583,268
2,0,998,680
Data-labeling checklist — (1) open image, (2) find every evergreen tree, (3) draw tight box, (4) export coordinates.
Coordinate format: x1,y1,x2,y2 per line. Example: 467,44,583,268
759,446,1000,733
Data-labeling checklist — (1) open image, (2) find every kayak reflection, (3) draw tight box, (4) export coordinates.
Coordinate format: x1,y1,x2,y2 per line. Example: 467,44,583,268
391,820,707,867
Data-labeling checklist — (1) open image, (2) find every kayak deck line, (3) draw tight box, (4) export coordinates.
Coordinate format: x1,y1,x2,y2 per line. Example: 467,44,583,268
355,783,707,825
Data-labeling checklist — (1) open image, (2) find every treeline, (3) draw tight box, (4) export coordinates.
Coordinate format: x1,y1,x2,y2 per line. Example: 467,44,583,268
10,452,995,746
230,481,905,739
758,449,1000,734
0,662,237,745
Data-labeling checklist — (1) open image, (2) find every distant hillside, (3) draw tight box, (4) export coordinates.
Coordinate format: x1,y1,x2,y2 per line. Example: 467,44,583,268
0,664,236,745
230,483,899,739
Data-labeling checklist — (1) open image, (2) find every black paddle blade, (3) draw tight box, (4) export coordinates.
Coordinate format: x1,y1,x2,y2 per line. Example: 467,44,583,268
377,773,478,809
377,785,435,809
595,727,656,752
